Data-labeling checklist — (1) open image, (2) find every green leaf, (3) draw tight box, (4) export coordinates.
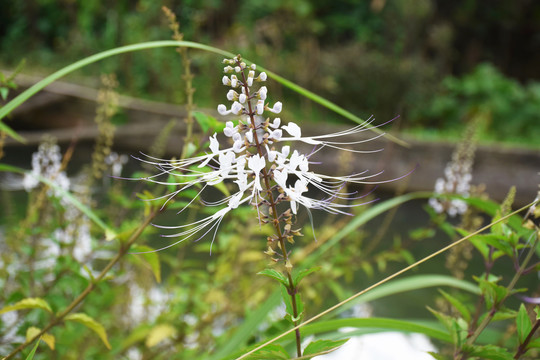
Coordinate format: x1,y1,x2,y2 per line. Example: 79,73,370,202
0,87,8,100
0,40,405,146
242,344,289,359
293,266,321,287
299,318,452,343
194,111,212,132
331,275,479,317
490,307,516,322
25,337,41,360
193,111,224,133
280,284,304,324
130,245,162,283
470,234,514,259
428,307,462,345
65,313,111,349
303,339,349,357
464,344,513,360
476,277,508,309
257,269,289,287
516,304,532,344
439,289,471,322
0,298,52,315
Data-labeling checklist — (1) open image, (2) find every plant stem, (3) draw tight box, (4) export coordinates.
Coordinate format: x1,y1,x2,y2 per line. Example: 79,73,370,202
514,317,540,359
238,60,302,357
3,208,158,360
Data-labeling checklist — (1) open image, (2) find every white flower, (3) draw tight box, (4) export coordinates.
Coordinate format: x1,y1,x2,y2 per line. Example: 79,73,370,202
135,56,404,252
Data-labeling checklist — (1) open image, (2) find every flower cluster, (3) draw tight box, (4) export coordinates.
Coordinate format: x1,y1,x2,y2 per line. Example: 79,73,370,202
22,141,70,195
429,122,477,217
138,55,393,252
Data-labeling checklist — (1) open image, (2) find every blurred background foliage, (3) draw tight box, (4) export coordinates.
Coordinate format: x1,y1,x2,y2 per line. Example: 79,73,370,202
1,0,539,143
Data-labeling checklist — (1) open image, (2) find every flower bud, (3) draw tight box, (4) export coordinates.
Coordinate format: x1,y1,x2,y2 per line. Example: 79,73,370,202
231,101,243,115
227,90,238,101
217,104,230,115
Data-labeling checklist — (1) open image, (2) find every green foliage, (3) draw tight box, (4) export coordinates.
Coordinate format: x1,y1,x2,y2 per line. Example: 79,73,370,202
1,11,539,358
303,338,349,358
417,63,540,142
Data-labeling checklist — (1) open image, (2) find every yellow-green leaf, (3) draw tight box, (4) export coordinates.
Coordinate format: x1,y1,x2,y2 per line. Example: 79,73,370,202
65,313,111,349
0,298,52,315
145,324,177,348
26,327,55,350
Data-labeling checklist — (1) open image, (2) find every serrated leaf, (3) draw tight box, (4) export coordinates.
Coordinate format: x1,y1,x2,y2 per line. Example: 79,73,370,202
0,298,52,315
26,327,55,350
258,269,289,287
130,245,162,283
293,266,321,287
65,313,111,349
145,324,177,348
516,304,532,344
243,344,289,359
439,289,471,322
303,339,349,357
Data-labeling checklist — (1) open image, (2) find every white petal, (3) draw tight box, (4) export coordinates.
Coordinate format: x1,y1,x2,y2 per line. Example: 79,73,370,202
268,101,282,114
245,130,254,143
270,117,281,128
256,100,264,115
282,122,301,137
209,133,219,153
269,129,282,141
231,101,243,115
